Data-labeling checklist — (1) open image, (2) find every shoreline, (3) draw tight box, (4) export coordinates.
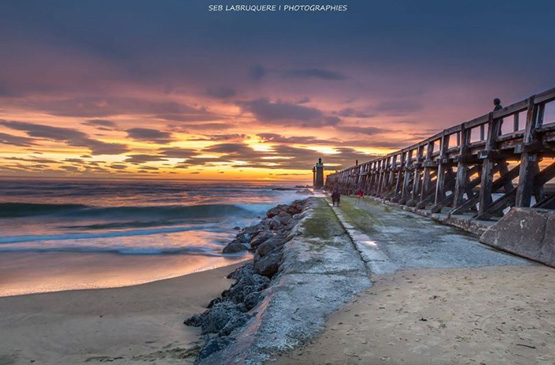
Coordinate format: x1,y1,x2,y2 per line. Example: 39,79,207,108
0,261,247,364
0,251,251,298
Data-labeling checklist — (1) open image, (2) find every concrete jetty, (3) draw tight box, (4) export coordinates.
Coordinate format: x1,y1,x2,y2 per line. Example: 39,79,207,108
325,87,555,267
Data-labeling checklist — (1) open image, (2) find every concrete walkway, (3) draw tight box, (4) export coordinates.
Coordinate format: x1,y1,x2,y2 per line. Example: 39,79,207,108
328,196,530,273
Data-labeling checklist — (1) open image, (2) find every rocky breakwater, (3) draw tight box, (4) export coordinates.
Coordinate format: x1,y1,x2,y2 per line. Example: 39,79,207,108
185,197,372,364
185,199,308,361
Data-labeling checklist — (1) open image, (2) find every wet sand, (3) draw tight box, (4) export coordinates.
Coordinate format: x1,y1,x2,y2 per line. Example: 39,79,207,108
274,265,555,365
0,252,248,297
0,262,245,364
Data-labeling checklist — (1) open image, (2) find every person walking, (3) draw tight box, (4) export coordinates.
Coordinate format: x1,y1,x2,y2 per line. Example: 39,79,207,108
356,188,364,205
331,189,341,207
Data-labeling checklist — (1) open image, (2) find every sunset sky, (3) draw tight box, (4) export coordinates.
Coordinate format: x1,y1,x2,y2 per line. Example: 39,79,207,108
1,0,554,181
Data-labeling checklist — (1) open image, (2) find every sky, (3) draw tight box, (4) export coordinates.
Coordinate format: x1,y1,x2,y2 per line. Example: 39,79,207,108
1,0,554,181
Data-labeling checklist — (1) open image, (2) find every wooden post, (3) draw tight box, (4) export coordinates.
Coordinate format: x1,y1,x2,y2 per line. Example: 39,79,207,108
453,124,470,210
408,145,424,206
381,156,391,193
387,155,397,195
377,159,385,196
393,152,406,201
400,149,413,204
419,142,434,205
516,97,542,207
434,133,450,205
369,161,377,195
478,113,500,216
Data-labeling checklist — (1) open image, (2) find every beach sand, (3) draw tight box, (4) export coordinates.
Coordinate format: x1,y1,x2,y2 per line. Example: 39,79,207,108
274,265,555,365
0,262,245,365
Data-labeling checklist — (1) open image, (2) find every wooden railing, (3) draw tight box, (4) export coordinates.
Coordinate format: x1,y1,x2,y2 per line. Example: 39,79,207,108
325,87,555,220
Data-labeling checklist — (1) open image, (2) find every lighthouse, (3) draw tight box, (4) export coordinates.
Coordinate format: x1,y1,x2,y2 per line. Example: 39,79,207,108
313,158,324,189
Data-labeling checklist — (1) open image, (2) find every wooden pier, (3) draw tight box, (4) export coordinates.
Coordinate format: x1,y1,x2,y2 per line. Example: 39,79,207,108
325,87,555,220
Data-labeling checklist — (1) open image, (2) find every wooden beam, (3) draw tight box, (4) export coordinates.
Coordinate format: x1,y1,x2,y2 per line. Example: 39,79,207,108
434,133,450,204
478,112,502,215
453,125,471,209
475,189,517,220
451,163,519,216
516,97,541,207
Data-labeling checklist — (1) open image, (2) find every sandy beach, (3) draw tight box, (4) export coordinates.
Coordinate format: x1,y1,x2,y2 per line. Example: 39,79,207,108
274,265,555,365
0,262,245,365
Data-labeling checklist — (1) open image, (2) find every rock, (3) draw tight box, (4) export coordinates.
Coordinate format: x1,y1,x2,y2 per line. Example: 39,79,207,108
184,314,202,327
226,263,253,279
277,211,292,226
207,297,224,308
198,336,232,360
232,226,241,231
222,239,248,254
258,218,271,229
266,204,288,218
220,313,251,336
286,200,306,215
256,240,277,257
266,234,288,246
197,301,246,335
244,291,264,310
254,249,282,278
234,231,250,243
243,223,264,235
250,231,273,250
223,267,270,302
268,216,282,230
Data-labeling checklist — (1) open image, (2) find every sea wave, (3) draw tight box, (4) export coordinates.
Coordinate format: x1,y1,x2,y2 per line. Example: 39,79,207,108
0,243,226,256
0,202,259,219
0,226,205,244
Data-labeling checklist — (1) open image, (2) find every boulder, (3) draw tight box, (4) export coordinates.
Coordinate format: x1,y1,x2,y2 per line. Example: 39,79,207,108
220,313,252,336
207,297,224,308
256,240,277,258
286,200,305,215
234,231,251,243
244,291,264,310
226,263,253,279
254,249,282,278
268,216,282,230
264,234,288,247
222,239,248,254
250,231,273,249
223,268,270,302
244,222,269,236
198,336,232,360
193,301,246,335
266,204,287,218
184,313,202,327
277,211,292,226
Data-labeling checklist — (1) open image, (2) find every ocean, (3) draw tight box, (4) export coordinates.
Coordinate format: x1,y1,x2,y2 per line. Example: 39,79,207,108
0,179,307,296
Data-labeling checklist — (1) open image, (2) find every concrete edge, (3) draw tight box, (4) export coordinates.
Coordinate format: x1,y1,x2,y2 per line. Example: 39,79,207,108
363,195,490,237
325,198,398,276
